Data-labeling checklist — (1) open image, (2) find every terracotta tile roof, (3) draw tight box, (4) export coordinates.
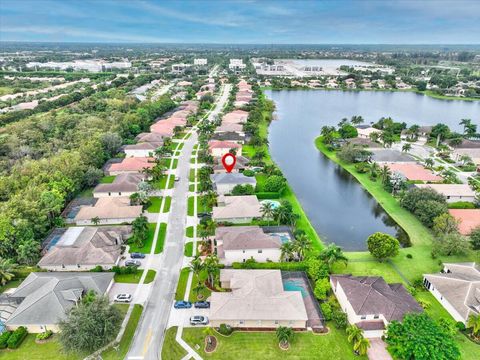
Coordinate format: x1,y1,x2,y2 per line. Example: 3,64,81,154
108,157,155,172
387,163,442,182
449,209,480,235
208,140,241,150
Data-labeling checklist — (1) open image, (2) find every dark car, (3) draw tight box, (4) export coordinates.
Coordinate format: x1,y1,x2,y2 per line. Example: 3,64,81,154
194,301,210,309
174,300,192,309
125,259,141,267
130,252,145,259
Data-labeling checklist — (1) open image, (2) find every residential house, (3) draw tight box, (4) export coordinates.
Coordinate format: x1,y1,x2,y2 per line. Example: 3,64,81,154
357,126,382,139
211,131,248,144
38,226,130,271
448,209,480,235
210,173,256,195
93,173,144,198
1,272,114,332
215,123,244,134
106,157,154,176
222,110,249,125
135,132,165,144
214,226,282,265
423,263,480,324
208,140,242,158
452,148,480,166
209,270,308,329
415,184,476,203
212,155,249,173
212,195,261,223
387,163,442,182
74,197,143,225
330,275,423,338
124,142,161,158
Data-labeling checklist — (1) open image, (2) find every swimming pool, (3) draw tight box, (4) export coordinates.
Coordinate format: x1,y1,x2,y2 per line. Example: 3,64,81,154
269,232,291,244
283,279,307,298
260,200,281,209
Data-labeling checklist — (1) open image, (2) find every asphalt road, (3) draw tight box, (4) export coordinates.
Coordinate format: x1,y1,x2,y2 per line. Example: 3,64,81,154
126,84,230,360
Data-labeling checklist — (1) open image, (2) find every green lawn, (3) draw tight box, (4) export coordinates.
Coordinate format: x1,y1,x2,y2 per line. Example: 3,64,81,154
147,196,163,213
144,269,157,284
155,223,167,253
163,196,172,213
186,226,195,238
315,137,479,282
187,196,195,216
100,175,116,184
188,271,211,302
189,184,195,192
182,324,365,360
152,175,174,190
114,270,144,283
175,268,190,301
128,223,156,253
189,169,196,182
162,327,188,360
101,304,143,360
184,242,193,257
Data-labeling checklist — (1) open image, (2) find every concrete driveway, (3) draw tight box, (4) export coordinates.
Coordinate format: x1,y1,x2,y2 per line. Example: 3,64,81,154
367,338,392,360
167,304,211,327
109,283,138,302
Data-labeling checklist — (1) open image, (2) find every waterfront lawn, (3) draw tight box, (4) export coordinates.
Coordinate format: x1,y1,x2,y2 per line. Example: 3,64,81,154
162,327,188,360
163,196,172,213
182,323,365,360
147,196,163,213
331,257,404,284
315,137,479,282
175,268,190,301
101,304,143,360
128,223,156,253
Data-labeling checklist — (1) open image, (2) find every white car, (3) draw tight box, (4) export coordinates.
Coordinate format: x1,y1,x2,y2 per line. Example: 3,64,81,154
114,293,132,303
190,315,209,326
175,176,180,182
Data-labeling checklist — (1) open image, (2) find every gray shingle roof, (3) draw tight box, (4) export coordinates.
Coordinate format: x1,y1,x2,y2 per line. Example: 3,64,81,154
210,173,256,186
94,173,145,194
6,272,114,326
215,226,281,251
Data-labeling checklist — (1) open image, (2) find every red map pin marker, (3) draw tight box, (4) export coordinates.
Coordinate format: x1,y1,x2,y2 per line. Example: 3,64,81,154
221,153,236,173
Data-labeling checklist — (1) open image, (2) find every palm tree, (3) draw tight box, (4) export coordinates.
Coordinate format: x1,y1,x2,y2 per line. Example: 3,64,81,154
276,326,294,347
292,234,311,261
280,242,295,262
424,157,434,169
346,324,363,344
0,258,16,286
319,243,348,270
460,119,472,134
91,216,100,225
369,162,379,179
203,326,215,345
353,336,370,356
467,314,480,338
192,281,206,299
402,143,412,153
380,165,391,186
189,256,204,277
204,254,220,287
351,115,364,125
260,201,275,225
203,190,217,209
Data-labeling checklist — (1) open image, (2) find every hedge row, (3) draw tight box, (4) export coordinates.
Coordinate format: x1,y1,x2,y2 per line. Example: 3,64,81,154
7,326,28,349
0,331,11,349
232,261,308,271
255,192,281,199
447,201,476,209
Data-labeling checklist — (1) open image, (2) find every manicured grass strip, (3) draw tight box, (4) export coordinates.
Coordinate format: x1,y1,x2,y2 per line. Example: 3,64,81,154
184,242,193,257
114,270,144,284
162,196,172,213
190,157,196,164
187,196,194,216
175,268,190,301
101,305,143,360
315,137,476,281
188,184,195,192
162,327,188,360
155,223,167,254
129,223,156,253
182,323,366,360
144,270,156,284
186,226,194,238
189,169,196,182
171,159,178,169
100,175,116,184
147,196,162,213
188,272,211,302
152,175,175,190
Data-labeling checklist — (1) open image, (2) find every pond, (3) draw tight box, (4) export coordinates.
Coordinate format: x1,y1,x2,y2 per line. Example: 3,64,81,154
266,89,480,250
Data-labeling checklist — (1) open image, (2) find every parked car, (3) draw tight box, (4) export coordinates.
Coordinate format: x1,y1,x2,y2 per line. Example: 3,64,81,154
194,301,210,309
174,300,192,309
125,259,141,267
114,293,132,303
175,176,180,182
190,316,209,326
130,252,145,259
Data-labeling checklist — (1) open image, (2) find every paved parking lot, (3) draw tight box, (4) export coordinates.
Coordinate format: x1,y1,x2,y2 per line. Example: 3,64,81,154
167,302,211,327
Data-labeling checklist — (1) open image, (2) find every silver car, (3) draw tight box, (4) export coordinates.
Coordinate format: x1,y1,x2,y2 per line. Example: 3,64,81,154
114,293,132,303
190,315,209,326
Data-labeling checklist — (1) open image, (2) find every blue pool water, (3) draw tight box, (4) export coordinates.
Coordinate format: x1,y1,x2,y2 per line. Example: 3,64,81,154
270,232,290,244
260,200,280,209
283,279,307,298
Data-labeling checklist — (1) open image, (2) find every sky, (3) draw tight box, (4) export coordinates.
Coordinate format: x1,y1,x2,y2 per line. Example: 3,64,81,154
1,0,479,44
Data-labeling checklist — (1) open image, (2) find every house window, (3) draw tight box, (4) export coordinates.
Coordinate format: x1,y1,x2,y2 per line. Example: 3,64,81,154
274,320,279,325
242,250,245,253
423,278,431,290
360,315,367,320
374,314,379,319
119,192,122,196
62,264,65,269
258,250,262,253
239,320,244,325
108,192,111,196
242,259,245,263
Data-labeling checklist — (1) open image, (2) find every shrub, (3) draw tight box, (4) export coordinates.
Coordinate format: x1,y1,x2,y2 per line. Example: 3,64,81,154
332,310,348,329
90,265,104,272
448,201,475,209
7,326,28,349
406,254,413,259
231,184,255,195
0,331,12,349
242,169,255,177
263,175,286,193
112,266,138,275
400,187,446,213
470,226,480,250
314,278,330,300
367,232,400,261
414,200,448,228
321,302,333,321
218,323,233,336
418,298,431,309
36,330,53,341
232,261,307,271
456,322,466,331
354,162,369,174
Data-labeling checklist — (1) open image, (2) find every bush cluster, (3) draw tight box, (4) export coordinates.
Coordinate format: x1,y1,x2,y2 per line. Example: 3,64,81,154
217,324,233,336
232,261,308,271
255,192,280,199
36,330,53,341
0,331,12,349
7,326,28,349
112,265,138,275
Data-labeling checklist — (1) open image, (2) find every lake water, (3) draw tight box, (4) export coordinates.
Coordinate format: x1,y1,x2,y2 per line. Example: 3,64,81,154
266,89,480,250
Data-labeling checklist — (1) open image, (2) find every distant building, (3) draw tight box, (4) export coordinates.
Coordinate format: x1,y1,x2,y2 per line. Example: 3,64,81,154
171,63,191,74
448,209,480,235
194,58,207,66
229,59,246,73
124,142,161,158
